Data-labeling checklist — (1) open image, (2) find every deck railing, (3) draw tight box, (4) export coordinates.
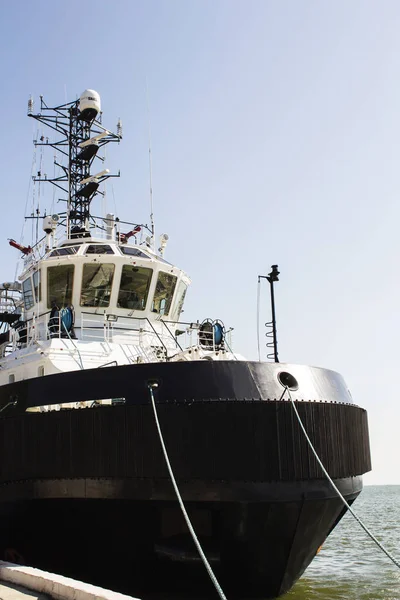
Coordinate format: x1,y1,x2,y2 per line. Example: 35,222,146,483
3,310,234,359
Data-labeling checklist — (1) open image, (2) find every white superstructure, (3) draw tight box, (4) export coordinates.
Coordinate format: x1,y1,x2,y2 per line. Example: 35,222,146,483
0,89,237,409
1,235,236,402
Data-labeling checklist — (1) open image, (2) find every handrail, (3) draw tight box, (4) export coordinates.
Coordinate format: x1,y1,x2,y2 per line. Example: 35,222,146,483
82,311,180,355
61,317,84,370
5,306,234,358
23,309,52,325
144,317,170,356
160,319,183,352
80,313,178,358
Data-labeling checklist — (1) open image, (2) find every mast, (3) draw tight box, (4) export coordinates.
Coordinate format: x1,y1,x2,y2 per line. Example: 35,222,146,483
27,90,121,239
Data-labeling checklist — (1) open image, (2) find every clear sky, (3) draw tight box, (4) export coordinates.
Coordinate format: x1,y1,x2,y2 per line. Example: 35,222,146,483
0,0,399,484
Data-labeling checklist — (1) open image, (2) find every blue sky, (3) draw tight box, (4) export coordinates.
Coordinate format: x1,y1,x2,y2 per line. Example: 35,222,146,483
0,0,399,484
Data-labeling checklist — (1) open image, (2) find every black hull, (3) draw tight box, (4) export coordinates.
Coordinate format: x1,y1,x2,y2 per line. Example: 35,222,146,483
0,361,371,598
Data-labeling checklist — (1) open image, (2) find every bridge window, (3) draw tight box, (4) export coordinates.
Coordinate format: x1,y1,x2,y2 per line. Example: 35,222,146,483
47,265,75,308
80,263,115,307
85,245,114,255
117,265,153,310
120,246,150,259
33,270,41,302
50,247,78,257
22,277,34,310
171,281,187,321
152,272,177,316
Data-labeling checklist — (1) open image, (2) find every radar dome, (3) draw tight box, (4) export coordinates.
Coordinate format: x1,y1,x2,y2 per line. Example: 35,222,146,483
79,89,101,122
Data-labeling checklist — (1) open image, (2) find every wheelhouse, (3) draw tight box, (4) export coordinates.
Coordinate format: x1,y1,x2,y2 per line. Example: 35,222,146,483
19,240,190,341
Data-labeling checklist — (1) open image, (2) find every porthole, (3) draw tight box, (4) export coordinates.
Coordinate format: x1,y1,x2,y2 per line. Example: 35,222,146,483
278,371,298,391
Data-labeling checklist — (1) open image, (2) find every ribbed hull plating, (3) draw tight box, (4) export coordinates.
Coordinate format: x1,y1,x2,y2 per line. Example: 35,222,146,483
0,361,371,598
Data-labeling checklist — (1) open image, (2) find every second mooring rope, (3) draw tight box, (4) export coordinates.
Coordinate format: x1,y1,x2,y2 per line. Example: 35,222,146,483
282,385,400,570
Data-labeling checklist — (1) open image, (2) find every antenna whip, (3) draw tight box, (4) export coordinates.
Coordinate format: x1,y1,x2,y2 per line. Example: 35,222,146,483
146,79,155,241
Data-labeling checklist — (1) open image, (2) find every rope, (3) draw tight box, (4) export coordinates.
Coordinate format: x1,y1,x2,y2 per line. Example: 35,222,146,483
148,383,227,600
284,386,400,570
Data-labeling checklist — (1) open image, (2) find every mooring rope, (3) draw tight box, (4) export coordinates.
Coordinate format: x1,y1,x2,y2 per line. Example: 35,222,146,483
147,382,227,600
283,386,400,570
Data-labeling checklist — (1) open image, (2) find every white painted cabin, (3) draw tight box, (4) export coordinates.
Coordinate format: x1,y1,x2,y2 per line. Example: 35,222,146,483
0,237,236,393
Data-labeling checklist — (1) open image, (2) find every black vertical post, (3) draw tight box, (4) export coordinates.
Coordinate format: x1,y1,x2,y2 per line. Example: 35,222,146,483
266,265,279,363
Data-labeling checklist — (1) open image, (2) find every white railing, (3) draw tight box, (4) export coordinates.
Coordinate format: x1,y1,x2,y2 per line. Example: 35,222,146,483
4,311,234,359
80,312,176,357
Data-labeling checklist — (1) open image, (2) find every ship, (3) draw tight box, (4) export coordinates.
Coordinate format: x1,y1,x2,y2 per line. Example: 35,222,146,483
0,89,371,599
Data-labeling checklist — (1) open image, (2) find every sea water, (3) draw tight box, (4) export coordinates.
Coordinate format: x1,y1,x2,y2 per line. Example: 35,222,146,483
283,485,400,600
143,486,400,600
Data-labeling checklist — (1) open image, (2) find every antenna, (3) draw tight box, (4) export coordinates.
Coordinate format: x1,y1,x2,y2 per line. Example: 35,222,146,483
27,96,34,115
117,118,123,138
28,89,121,239
146,80,155,242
